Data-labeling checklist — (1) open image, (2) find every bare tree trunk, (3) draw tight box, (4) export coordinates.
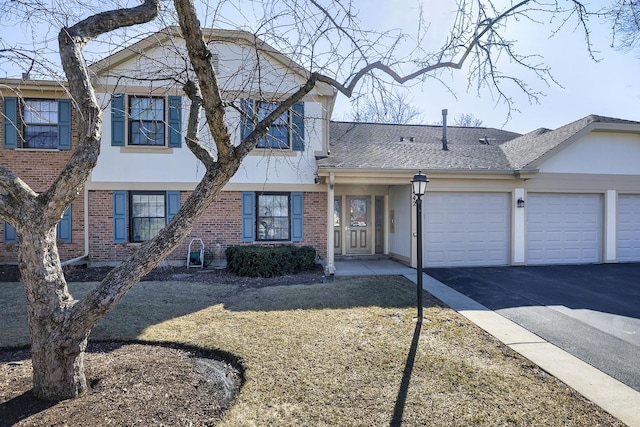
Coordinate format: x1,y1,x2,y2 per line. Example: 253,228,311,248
19,226,89,400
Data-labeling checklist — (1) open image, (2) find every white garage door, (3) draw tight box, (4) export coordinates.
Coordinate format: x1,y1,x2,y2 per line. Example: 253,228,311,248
527,194,602,265
618,195,640,262
424,193,510,267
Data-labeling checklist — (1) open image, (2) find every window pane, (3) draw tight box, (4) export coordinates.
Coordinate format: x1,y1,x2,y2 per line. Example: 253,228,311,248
130,97,163,120
23,125,58,149
256,193,290,241
334,198,341,227
130,121,165,145
131,193,166,242
255,101,289,149
130,97,165,146
22,100,58,149
24,100,57,124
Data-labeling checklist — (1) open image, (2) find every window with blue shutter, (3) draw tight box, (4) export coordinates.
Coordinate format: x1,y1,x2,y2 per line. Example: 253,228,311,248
111,94,125,146
3,97,18,149
291,102,305,151
166,191,180,223
239,99,304,151
241,192,255,242
57,99,72,150
113,191,127,243
3,97,72,150
56,206,72,243
167,96,182,148
291,192,304,241
240,99,253,141
3,222,17,244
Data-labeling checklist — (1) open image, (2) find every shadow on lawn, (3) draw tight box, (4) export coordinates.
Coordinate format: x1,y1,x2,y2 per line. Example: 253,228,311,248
1,276,437,348
390,320,422,427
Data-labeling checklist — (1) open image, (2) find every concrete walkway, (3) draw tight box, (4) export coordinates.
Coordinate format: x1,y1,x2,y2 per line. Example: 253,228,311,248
334,259,640,427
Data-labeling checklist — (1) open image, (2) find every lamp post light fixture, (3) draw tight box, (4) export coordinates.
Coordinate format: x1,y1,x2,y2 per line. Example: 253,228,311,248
411,171,429,323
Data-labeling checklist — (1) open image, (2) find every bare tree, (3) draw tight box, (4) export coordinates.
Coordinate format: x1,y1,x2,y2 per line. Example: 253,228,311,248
453,113,484,127
349,89,423,124
608,0,640,53
0,0,599,401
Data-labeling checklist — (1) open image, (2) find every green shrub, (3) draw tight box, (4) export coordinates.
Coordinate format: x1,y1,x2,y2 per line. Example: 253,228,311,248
225,245,317,278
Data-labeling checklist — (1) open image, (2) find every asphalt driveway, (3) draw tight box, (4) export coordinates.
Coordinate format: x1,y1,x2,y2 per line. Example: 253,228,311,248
425,263,640,392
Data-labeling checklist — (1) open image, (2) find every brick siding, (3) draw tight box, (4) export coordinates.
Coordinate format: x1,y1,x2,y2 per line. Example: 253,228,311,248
88,190,328,266
0,97,86,263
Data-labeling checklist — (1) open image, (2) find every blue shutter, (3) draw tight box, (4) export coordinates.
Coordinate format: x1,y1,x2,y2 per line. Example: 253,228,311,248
240,99,253,140
3,222,17,244
57,206,72,243
291,101,304,151
3,97,18,149
167,96,182,148
291,192,304,242
113,191,127,243
57,99,72,150
166,191,180,223
241,191,255,242
111,94,125,147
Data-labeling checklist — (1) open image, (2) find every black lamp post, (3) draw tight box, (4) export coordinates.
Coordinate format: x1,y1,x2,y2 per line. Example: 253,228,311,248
411,171,429,323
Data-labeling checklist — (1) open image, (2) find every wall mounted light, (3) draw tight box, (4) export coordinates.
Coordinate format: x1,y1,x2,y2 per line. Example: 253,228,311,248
517,197,525,208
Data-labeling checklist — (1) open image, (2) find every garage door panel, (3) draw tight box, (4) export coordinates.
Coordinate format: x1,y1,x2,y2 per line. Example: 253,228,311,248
618,195,640,262
527,194,602,265
425,193,510,267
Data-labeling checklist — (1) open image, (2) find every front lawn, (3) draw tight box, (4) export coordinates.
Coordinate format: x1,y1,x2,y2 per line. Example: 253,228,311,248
0,276,621,426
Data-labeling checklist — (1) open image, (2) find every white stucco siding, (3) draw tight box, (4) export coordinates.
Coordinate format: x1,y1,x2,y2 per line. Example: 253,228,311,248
92,93,322,186
388,185,411,259
538,132,640,174
97,39,308,96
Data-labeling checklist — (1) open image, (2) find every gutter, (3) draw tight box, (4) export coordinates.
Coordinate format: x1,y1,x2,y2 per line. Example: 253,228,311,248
61,186,89,268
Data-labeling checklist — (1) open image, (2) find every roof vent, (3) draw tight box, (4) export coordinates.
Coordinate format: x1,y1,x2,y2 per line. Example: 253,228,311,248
400,136,404,142
409,136,415,142
479,137,496,145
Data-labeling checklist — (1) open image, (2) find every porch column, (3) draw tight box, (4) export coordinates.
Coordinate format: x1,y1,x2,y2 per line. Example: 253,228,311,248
604,189,617,263
326,173,336,274
513,188,526,264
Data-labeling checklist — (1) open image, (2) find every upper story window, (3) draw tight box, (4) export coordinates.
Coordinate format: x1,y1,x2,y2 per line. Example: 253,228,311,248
23,99,59,149
129,96,165,146
2,97,71,150
240,99,305,151
110,94,182,148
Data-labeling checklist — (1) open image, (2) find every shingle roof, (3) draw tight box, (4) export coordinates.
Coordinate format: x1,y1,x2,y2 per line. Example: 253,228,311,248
501,115,640,170
318,121,521,172
319,115,640,173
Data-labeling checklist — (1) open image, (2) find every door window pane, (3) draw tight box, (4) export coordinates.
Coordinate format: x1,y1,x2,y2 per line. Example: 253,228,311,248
350,199,367,227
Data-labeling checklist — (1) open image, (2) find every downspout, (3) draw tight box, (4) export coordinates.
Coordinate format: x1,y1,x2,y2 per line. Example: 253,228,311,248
61,186,89,267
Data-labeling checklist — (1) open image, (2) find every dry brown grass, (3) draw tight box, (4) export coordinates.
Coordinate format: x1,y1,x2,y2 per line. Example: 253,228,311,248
0,276,622,426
